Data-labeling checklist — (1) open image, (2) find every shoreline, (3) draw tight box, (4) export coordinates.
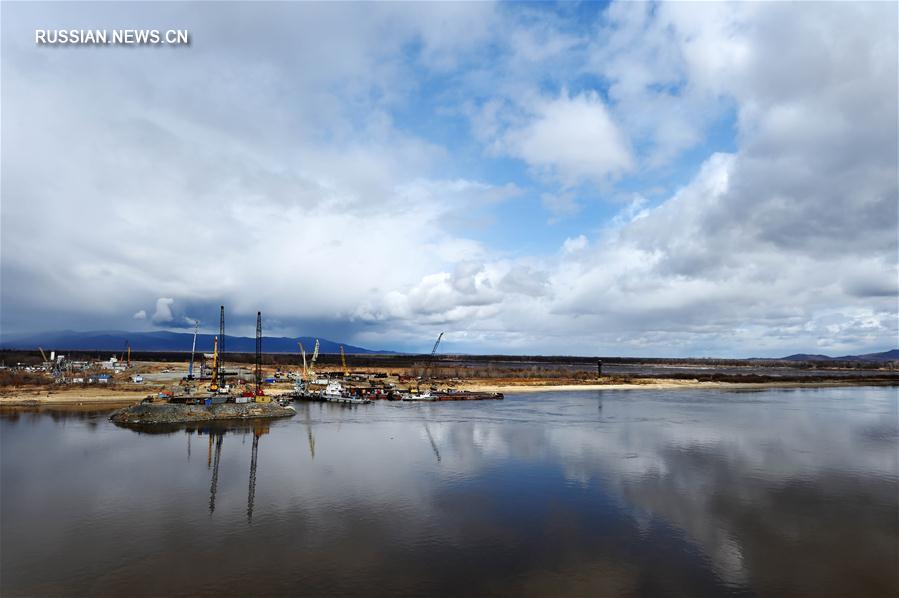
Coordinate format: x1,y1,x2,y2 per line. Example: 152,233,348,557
459,378,899,393
1,377,895,407
0,389,148,408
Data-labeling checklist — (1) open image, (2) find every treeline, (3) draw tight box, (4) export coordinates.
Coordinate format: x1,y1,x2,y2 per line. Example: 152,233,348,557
1,349,893,371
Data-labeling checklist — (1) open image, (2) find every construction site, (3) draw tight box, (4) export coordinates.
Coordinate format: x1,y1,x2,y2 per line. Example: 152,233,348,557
3,305,898,414
0,307,508,415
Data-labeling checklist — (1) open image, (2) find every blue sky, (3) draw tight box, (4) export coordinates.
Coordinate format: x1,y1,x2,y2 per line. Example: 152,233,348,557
1,1,896,356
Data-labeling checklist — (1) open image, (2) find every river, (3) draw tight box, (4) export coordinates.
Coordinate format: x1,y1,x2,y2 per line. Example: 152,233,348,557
2,386,897,596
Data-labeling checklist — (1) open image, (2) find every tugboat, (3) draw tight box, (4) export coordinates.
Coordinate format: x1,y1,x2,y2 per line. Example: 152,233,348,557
320,380,371,404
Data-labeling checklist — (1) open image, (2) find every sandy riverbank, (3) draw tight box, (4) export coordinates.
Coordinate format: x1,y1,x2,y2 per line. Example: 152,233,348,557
1,377,894,407
0,387,148,407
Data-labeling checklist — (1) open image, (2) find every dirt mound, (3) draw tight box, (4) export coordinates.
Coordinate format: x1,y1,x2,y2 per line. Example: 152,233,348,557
110,402,295,425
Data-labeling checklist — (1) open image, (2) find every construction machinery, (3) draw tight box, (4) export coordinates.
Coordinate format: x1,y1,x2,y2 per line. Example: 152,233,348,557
339,345,349,377
188,321,199,380
431,332,445,359
218,306,226,389
308,339,320,382
209,336,220,392
38,347,56,375
298,341,308,380
423,331,445,382
254,311,269,401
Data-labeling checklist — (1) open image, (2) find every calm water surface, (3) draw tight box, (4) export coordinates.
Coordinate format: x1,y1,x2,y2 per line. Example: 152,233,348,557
2,387,897,597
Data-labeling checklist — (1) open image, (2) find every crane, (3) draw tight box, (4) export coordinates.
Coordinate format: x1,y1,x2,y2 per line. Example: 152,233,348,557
308,339,320,381
218,306,226,390
38,347,49,364
188,321,199,380
209,336,220,392
254,311,265,398
339,345,349,377
298,341,307,379
423,331,445,382
431,332,445,359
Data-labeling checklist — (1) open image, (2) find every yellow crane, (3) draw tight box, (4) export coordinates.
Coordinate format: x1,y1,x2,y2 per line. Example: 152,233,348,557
209,336,220,392
339,345,349,377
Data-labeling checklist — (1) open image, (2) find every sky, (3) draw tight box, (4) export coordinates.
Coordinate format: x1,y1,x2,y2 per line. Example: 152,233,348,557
1,1,896,357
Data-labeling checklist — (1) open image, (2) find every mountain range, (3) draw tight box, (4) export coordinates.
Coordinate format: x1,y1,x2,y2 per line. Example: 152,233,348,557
0,330,390,354
780,349,899,362
1,330,896,361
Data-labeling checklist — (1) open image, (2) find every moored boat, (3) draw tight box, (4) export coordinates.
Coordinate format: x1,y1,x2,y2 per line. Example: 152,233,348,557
320,380,372,404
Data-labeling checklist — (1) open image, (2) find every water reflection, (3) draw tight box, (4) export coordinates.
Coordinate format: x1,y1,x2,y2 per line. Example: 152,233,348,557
424,421,441,463
1,387,896,596
142,421,274,520
304,402,316,459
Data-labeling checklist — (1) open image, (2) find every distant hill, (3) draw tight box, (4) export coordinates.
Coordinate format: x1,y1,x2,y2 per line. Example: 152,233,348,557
782,349,899,362
0,330,391,354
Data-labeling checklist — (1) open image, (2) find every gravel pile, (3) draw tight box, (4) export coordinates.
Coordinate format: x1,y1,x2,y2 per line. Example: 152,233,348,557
109,402,295,425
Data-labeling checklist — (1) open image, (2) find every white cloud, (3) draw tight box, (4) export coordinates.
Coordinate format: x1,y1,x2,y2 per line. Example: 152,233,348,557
503,90,633,187
132,310,147,320
1,1,895,356
562,235,588,255
151,298,175,324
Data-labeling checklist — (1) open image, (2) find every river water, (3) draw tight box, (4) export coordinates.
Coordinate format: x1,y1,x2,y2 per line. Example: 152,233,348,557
2,387,897,597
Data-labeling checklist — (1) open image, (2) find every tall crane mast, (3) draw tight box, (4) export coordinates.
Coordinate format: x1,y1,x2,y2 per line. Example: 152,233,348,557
255,311,263,397
430,332,445,359
218,306,226,389
38,347,49,363
308,339,320,381
209,336,219,392
339,345,349,377
188,321,199,380
298,341,307,379
425,331,445,381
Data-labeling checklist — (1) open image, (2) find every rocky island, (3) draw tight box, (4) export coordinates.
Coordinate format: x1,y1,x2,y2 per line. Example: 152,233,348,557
109,401,295,425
